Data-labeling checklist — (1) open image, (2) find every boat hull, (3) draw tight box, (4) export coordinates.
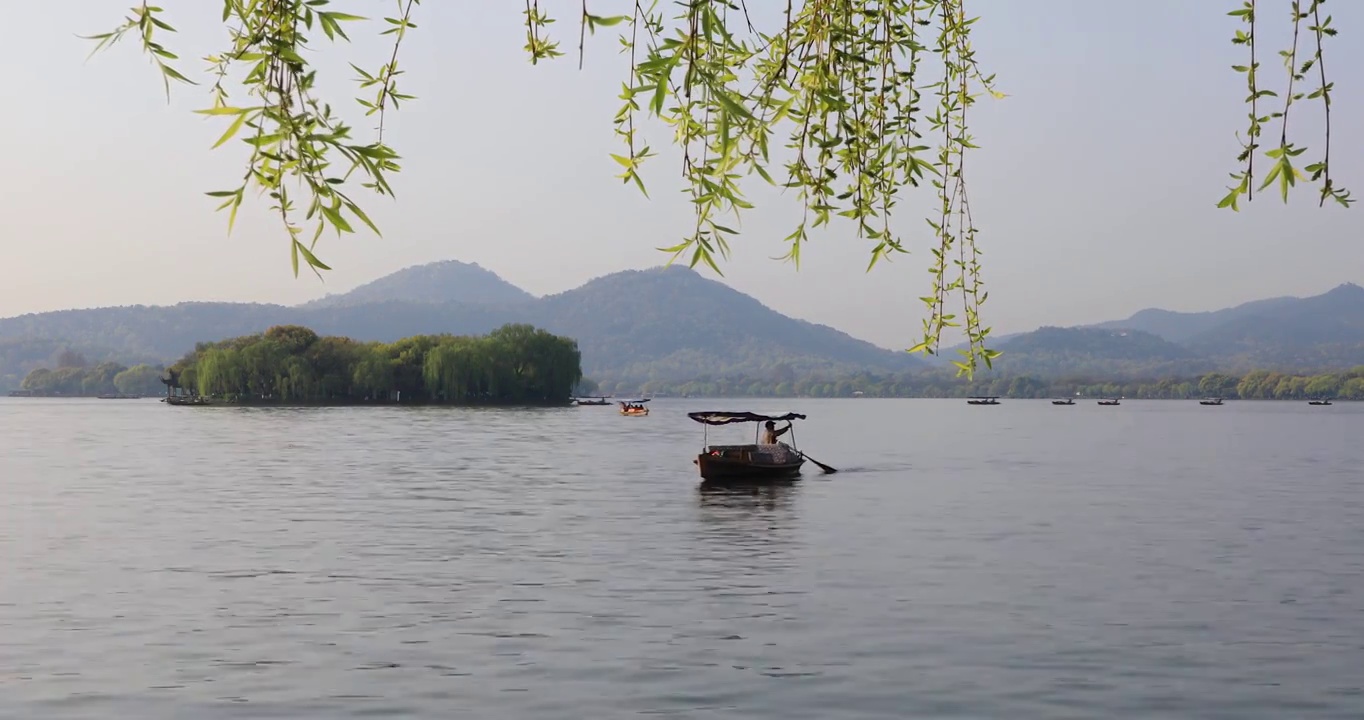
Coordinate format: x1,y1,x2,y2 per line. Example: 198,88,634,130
695,452,803,482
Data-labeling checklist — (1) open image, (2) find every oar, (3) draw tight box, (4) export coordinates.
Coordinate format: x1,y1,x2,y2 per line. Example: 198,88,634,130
799,451,838,474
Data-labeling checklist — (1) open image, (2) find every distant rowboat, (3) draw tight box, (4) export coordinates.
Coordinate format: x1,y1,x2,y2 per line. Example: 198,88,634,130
618,399,650,416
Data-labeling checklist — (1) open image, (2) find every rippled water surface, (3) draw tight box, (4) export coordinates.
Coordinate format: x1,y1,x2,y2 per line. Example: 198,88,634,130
2,397,1363,718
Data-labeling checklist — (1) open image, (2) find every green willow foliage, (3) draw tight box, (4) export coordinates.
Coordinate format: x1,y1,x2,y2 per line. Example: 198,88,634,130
173,323,582,404
1222,0,1352,210
21,362,166,396
85,2,1349,377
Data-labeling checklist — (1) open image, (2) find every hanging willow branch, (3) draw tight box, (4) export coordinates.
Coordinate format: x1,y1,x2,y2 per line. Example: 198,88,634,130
1222,0,1351,210
84,1,418,280
83,1,1351,377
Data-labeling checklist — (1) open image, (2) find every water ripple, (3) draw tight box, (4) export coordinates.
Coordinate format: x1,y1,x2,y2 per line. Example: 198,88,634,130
1,398,1362,718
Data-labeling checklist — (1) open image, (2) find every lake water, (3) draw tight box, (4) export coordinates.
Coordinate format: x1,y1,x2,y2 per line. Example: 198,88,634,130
2,397,1362,718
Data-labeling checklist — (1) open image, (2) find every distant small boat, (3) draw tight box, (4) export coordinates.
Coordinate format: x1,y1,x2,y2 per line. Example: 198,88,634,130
1199,397,1224,406
1052,398,1075,406
966,396,1000,406
165,395,213,406
1097,398,1120,406
1308,399,1334,406
618,398,650,416
573,396,611,406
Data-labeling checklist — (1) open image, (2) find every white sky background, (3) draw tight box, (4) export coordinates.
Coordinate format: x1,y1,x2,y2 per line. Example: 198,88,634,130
1,1,1360,350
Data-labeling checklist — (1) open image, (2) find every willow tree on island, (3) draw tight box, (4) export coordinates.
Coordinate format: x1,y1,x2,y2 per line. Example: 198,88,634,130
85,2,1352,375
175,323,582,404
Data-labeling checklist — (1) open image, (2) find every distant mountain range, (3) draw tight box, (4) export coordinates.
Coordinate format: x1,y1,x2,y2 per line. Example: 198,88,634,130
4,260,1364,391
301,260,536,309
0,261,919,390
1087,295,1301,344
977,283,1364,377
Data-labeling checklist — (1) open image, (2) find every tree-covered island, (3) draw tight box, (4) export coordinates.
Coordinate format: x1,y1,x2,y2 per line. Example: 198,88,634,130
157,323,582,405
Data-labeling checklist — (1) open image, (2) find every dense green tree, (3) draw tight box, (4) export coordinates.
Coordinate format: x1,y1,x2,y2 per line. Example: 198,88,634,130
20,363,131,396
114,364,167,395
21,368,53,393
1198,373,1239,397
169,324,580,405
1341,377,1364,400
1304,374,1343,399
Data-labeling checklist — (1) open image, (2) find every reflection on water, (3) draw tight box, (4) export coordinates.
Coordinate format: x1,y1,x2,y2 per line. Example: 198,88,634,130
691,481,803,580
697,478,801,511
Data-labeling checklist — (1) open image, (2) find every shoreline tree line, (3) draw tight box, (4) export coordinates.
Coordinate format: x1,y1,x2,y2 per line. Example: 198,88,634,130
18,324,583,405
596,367,1364,401
18,358,165,397
18,344,1364,402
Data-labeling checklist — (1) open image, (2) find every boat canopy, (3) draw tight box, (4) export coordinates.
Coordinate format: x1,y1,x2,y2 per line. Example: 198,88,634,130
618,398,651,404
687,411,807,426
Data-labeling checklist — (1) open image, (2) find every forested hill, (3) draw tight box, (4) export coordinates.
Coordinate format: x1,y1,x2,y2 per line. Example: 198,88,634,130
1087,296,1300,344
10,260,1362,390
964,283,1364,377
984,327,1212,379
1180,283,1364,367
531,267,919,381
301,260,535,309
0,264,916,389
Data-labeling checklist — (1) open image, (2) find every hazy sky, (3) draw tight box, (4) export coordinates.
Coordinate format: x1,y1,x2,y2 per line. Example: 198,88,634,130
2,2,1361,350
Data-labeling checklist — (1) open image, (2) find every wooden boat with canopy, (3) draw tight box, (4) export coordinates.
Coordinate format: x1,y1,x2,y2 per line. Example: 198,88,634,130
618,398,650,416
687,410,812,482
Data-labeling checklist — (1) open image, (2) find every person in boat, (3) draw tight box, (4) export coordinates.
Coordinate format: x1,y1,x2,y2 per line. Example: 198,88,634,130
760,420,791,445
758,419,797,464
